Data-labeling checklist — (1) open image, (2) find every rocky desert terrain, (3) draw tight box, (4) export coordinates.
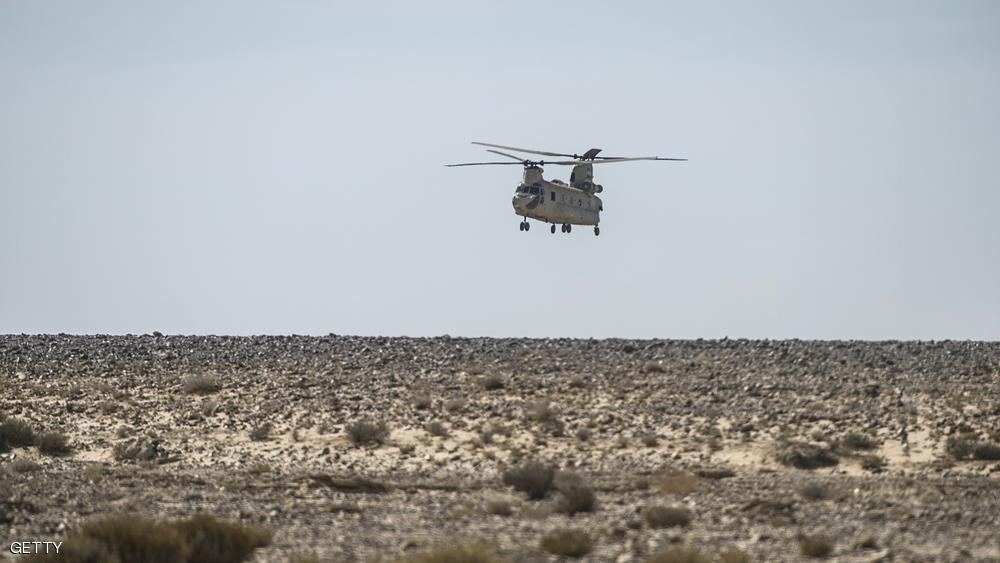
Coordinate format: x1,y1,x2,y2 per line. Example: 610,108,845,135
1,335,999,562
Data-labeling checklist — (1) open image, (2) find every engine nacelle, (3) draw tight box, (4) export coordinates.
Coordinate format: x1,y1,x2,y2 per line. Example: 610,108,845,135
593,184,603,194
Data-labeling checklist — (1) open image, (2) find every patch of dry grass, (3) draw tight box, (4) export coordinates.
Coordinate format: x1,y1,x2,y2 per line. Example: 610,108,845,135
0,418,36,448
540,528,592,558
776,441,839,469
502,460,554,500
643,505,692,528
398,540,505,563
25,513,271,563
645,546,710,563
480,375,505,391
36,432,70,456
799,534,833,558
346,419,390,446
182,374,221,395
655,467,699,495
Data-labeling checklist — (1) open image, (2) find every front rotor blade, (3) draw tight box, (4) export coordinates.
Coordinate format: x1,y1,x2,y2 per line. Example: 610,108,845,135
472,141,576,159
445,161,530,167
595,156,688,161
485,149,527,162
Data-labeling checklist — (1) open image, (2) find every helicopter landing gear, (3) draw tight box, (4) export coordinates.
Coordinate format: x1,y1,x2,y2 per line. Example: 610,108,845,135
594,226,600,236
550,224,556,234
563,224,572,233
519,220,530,232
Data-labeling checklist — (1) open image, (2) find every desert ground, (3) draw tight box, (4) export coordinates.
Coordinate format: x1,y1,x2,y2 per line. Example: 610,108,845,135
1,335,998,562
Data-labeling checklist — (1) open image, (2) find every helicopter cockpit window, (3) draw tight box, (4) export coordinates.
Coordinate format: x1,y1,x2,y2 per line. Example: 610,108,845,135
530,186,540,195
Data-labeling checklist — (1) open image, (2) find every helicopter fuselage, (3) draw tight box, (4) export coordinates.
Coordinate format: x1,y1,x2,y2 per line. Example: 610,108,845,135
511,166,603,226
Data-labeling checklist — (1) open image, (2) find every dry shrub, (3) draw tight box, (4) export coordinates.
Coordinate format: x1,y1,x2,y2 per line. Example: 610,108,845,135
575,428,592,442
645,546,710,563
525,400,557,423
643,505,692,528
8,458,41,474
799,482,832,501
502,460,554,500
182,374,221,395
480,375,505,391
799,534,833,558
973,441,1000,460
717,547,752,563
640,433,660,447
838,431,878,451
425,421,449,437
695,467,735,480
655,467,699,495
30,513,270,563
412,390,433,410
484,497,513,516
861,455,887,471
540,528,592,558
399,540,505,563
36,432,71,456
554,479,596,515
346,419,390,446
776,441,839,469
249,423,272,442
0,418,36,448
643,361,667,373
444,397,466,413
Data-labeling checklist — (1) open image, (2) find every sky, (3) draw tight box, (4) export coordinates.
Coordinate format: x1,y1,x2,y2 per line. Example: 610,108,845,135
2,1,999,339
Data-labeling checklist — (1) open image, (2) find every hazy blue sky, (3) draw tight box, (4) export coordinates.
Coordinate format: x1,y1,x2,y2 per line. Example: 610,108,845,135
2,1,998,339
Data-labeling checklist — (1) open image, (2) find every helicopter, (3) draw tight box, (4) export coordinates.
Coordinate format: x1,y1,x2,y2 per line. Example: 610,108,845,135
447,142,685,236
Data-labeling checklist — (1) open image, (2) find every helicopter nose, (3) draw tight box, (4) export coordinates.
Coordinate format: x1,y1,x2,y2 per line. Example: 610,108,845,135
512,194,530,211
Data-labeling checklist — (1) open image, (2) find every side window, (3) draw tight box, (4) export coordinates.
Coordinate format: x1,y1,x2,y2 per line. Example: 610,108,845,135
550,191,556,201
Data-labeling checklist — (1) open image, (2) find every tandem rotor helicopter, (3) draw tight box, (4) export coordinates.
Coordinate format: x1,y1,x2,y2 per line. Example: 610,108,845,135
447,142,686,236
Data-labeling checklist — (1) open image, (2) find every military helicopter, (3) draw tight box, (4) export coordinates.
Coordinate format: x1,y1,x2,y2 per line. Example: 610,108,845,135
447,142,685,235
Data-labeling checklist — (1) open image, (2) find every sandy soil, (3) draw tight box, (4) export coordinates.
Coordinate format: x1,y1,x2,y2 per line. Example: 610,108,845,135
1,336,999,561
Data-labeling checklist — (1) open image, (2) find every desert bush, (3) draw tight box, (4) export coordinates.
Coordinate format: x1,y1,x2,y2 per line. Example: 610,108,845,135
172,513,273,563
540,528,592,558
655,467,699,495
249,423,272,442
643,505,691,528
0,418,36,448
480,375,505,391
641,433,660,447
502,460,554,500
799,482,832,501
425,421,449,437
399,541,505,563
484,497,513,516
568,375,589,389
973,441,1000,460
643,361,667,373
776,441,839,469
645,546,710,563
717,547,752,563
444,397,466,413
838,431,878,451
945,434,977,460
861,455,887,471
346,419,390,446
8,458,41,473
412,390,433,410
554,481,596,515
182,375,221,395
36,432,70,456
575,428,592,442
525,400,557,423
201,400,220,417
33,513,271,563
799,534,833,558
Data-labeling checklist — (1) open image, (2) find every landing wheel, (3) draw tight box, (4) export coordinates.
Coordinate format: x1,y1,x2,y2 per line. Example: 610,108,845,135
560,224,566,233
566,224,572,233
594,226,600,236
525,221,530,231
518,222,524,231
550,224,556,234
